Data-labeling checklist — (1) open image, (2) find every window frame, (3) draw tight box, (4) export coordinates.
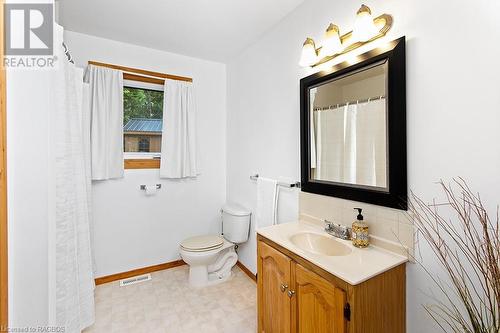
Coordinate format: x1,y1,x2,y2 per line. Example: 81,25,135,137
138,137,151,152
123,79,164,169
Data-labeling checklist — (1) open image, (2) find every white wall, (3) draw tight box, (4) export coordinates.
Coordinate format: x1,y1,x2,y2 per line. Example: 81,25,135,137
64,31,227,277
226,0,500,332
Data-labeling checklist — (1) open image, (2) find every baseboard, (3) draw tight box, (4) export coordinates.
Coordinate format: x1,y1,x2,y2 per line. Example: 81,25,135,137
94,259,256,286
236,261,257,282
95,259,186,285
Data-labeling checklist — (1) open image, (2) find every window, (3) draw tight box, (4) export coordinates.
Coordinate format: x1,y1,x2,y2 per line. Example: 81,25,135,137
138,137,150,152
123,86,164,154
87,61,192,170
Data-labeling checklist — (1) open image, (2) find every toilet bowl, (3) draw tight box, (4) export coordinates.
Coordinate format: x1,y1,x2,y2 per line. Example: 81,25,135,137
180,237,237,286
179,204,251,287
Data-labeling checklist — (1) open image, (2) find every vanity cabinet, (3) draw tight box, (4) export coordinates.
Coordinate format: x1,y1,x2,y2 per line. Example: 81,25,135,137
257,235,406,333
258,240,293,333
295,263,346,333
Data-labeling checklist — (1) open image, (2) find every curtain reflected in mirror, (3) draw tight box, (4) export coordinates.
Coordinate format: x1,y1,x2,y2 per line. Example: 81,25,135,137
309,60,388,191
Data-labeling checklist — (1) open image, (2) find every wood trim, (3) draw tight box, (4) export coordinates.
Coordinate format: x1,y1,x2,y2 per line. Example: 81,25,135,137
123,72,165,85
0,0,8,327
124,159,160,169
95,259,256,286
88,61,193,83
95,260,186,285
236,261,256,282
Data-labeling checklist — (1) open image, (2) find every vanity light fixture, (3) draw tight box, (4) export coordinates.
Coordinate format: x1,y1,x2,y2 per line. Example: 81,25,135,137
299,38,318,67
299,4,393,68
352,5,379,42
319,24,343,58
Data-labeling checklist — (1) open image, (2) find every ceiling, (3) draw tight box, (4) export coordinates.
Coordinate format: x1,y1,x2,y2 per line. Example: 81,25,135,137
58,0,306,63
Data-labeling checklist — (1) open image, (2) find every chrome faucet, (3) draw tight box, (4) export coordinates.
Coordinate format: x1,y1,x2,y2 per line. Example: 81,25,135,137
324,220,352,240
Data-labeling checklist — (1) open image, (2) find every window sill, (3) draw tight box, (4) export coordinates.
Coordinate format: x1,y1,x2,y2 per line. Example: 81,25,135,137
124,159,160,169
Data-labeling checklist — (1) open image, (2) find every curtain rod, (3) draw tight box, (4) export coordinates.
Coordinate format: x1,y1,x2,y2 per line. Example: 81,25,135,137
313,95,385,111
88,61,193,83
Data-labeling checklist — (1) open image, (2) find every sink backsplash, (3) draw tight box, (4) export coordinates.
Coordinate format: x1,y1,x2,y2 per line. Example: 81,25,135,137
299,191,415,258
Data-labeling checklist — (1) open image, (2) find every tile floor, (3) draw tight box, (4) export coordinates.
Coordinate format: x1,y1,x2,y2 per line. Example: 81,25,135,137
84,265,257,333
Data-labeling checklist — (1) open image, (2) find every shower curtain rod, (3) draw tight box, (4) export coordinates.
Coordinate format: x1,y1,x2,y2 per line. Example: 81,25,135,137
313,95,385,111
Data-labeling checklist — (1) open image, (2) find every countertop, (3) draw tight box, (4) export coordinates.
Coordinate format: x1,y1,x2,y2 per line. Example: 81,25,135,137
257,220,408,285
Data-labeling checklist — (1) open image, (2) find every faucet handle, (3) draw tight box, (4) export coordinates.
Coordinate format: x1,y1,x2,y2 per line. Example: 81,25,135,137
342,226,352,240
323,219,334,231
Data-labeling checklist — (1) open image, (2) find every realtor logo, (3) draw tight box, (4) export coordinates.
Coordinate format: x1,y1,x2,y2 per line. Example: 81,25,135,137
5,3,53,56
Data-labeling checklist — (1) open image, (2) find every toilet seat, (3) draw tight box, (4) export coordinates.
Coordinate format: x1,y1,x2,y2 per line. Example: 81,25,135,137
180,235,224,252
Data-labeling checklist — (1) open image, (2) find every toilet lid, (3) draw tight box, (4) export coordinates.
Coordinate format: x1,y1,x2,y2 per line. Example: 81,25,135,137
180,235,224,252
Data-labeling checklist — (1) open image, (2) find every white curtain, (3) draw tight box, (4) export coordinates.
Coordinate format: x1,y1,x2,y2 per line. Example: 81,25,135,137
354,99,387,186
313,105,346,182
52,25,95,332
160,79,198,178
86,65,124,180
313,99,386,188
343,103,358,184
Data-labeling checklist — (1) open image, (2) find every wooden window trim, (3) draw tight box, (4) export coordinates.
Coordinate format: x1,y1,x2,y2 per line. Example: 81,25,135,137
124,159,160,169
88,60,193,83
123,72,164,85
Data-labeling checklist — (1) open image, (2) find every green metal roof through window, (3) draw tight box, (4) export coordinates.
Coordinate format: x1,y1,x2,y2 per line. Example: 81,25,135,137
124,118,163,133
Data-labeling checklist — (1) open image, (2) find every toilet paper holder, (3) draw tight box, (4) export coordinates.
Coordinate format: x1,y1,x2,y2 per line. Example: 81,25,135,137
140,184,162,190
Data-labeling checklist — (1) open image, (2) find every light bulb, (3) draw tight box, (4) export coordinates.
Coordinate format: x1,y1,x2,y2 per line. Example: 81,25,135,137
299,38,318,67
319,24,343,58
352,4,379,43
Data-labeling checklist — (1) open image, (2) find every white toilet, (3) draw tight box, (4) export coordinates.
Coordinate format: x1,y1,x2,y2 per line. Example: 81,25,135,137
179,203,251,287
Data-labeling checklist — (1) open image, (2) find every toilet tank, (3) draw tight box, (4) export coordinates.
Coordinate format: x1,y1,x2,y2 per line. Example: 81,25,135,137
221,203,251,244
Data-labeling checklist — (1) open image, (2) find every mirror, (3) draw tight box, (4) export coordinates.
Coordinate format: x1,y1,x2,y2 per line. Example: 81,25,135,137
310,60,388,190
300,37,407,209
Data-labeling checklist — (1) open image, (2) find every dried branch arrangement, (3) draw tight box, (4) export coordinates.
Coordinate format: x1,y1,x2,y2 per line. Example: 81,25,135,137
409,178,499,333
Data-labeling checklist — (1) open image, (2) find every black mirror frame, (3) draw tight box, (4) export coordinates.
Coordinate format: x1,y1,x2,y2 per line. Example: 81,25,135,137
300,36,407,210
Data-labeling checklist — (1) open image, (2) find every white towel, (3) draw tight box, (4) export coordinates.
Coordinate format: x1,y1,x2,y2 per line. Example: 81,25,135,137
256,177,279,229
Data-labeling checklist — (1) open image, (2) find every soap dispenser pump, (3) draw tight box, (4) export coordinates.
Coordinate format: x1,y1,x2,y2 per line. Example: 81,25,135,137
352,208,369,248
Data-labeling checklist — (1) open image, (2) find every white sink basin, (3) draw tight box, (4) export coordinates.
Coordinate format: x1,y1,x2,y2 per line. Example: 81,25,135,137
289,232,352,257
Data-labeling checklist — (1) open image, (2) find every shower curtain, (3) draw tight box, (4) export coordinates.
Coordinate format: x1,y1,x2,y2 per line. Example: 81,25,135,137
313,98,386,187
352,99,387,187
51,25,95,332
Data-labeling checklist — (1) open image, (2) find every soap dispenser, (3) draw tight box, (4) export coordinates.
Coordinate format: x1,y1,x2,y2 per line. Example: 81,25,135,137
352,208,369,248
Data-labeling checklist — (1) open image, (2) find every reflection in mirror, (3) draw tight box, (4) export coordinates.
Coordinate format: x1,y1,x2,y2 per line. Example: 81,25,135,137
309,60,388,190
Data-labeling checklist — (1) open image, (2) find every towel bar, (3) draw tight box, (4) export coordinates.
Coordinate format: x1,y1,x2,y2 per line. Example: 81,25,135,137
139,184,161,190
250,174,301,188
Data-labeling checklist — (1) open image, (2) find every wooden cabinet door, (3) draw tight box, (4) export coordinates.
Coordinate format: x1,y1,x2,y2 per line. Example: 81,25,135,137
258,241,292,333
294,263,347,333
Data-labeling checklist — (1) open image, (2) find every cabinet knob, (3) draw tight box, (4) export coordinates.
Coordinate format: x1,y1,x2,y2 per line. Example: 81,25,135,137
280,284,288,292
287,290,296,298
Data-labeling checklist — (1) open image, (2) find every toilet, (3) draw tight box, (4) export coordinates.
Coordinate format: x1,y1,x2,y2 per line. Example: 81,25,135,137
179,203,251,287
